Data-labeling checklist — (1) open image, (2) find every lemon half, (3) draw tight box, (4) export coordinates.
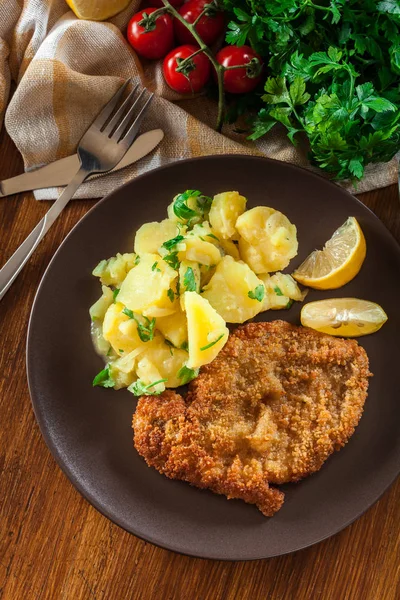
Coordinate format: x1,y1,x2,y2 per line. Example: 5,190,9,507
293,217,366,289
66,0,131,20
301,298,388,337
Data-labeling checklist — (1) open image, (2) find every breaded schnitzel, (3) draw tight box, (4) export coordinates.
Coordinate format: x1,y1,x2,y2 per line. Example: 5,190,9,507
133,321,371,516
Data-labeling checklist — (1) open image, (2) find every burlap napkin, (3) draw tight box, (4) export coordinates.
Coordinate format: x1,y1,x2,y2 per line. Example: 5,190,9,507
0,0,397,199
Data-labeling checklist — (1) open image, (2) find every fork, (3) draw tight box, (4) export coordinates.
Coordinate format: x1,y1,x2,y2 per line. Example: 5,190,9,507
0,80,153,301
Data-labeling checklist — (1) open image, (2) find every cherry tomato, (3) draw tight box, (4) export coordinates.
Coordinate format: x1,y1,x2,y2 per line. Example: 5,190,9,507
175,0,225,46
216,45,263,94
163,44,211,94
151,0,183,6
127,8,174,60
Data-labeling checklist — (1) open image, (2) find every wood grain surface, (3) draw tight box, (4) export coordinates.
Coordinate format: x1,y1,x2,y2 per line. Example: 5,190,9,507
0,125,399,600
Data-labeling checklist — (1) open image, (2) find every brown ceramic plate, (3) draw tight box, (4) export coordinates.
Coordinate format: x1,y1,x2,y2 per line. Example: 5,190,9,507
27,156,400,560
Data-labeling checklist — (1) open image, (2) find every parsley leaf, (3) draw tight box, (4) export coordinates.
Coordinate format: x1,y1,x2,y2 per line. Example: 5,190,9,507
151,261,161,272
172,190,212,223
162,235,184,252
180,341,189,352
183,267,197,292
163,252,180,270
223,0,400,181
274,286,284,297
113,288,120,302
93,365,115,388
177,365,199,385
128,378,167,396
200,333,225,351
165,339,174,355
135,316,156,342
122,307,155,342
167,288,175,303
248,285,265,302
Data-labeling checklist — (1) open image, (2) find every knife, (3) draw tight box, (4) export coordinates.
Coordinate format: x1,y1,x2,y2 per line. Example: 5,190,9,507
0,129,164,198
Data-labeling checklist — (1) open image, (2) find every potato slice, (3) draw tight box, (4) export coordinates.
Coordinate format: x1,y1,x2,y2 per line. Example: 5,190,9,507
156,306,188,348
179,260,201,294
183,291,229,369
110,361,137,390
218,239,240,260
209,191,247,239
135,356,166,394
118,253,178,314
167,190,212,226
179,237,222,267
89,285,113,322
144,342,189,388
202,256,265,323
134,219,180,255
259,273,305,310
103,302,144,354
237,206,298,273
92,253,137,286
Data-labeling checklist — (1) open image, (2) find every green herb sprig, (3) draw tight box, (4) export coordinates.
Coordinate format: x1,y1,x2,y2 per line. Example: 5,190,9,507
223,0,400,181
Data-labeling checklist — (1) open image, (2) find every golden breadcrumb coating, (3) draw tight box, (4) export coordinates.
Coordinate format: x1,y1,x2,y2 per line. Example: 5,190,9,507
133,321,371,516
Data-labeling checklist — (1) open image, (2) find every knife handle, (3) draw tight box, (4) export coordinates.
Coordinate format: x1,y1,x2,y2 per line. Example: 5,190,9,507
0,168,87,300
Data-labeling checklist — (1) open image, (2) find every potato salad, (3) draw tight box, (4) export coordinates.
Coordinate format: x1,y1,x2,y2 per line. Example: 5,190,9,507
90,190,304,395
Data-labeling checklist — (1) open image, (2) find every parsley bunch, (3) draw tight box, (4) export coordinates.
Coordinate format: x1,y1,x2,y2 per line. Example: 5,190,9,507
223,0,400,180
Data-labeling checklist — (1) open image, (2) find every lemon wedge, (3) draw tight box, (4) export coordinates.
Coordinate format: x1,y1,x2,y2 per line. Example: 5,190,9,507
293,217,366,289
66,0,131,20
300,298,388,337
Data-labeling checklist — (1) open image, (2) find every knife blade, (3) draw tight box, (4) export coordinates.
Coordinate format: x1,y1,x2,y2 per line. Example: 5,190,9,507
0,129,164,198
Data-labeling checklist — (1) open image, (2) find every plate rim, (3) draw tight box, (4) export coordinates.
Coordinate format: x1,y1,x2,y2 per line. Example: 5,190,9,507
26,154,400,560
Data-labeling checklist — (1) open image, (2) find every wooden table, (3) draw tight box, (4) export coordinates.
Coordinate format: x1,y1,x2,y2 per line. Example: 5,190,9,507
0,125,399,600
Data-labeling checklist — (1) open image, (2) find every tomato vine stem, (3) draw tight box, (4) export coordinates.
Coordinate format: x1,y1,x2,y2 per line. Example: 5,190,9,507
161,0,226,132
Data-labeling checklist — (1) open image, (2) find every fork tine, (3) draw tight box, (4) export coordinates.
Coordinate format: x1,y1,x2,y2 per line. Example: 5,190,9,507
118,94,154,146
102,83,139,135
92,78,131,129
111,89,147,142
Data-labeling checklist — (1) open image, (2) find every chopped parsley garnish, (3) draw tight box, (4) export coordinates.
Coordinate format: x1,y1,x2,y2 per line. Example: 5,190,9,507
167,287,175,303
122,307,155,342
92,365,115,388
113,288,120,302
200,333,225,351
183,267,197,292
163,252,180,270
128,378,167,396
151,261,161,272
135,316,156,342
162,235,184,252
248,285,265,302
180,341,189,352
286,299,294,310
173,190,212,223
173,192,198,221
165,339,174,355
206,233,219,241
274,286,284,297
118,349,124,353
178,365,199,385
134,255,140,266
196,194,212,212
